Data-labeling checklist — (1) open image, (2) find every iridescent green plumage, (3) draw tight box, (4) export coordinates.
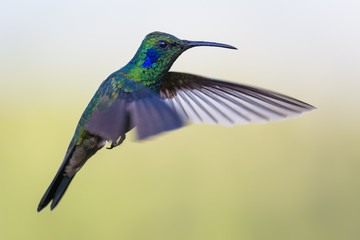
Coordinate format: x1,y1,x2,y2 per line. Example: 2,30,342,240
37,32,314,212
122,32,187,90
73,32,186,145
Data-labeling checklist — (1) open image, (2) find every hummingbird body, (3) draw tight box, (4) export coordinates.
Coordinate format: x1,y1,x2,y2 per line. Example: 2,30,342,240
38,32,314,212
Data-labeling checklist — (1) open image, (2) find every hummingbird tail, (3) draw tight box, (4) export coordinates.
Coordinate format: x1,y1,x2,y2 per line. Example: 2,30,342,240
37,146,75,212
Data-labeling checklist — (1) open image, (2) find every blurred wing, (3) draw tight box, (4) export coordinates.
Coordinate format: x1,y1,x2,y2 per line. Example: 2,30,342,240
127,90,183,140
159,72,315,126
87,80,183,141
86,92,129,142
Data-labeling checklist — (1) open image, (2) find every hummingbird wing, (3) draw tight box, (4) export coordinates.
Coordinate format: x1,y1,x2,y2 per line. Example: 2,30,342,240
86,78,183,141
159,72,314,126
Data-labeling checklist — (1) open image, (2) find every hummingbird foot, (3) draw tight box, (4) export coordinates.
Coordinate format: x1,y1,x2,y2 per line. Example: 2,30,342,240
107,134,126,149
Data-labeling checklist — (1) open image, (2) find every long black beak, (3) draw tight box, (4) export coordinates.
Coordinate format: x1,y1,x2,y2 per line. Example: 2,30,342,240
182,40,237,50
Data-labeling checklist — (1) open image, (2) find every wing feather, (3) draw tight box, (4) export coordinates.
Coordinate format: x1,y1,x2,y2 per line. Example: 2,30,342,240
87,79,183,141
160,72,314,126
128,93,183,140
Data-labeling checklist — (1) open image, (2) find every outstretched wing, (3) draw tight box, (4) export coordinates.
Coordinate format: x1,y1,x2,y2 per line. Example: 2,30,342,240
86,79,183,141
159,72,314,126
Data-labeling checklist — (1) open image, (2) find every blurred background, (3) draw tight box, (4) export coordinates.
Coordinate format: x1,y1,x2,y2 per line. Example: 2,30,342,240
1,0,359,239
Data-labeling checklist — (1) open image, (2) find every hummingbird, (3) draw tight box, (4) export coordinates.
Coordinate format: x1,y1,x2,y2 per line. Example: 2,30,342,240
37,31,314,212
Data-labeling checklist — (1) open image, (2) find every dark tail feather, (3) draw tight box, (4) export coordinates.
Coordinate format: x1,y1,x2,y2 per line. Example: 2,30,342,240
37,146,75,212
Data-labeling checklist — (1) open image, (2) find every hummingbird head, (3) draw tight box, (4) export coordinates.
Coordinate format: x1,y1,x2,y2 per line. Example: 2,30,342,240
136,31,237,70
124,32,236,90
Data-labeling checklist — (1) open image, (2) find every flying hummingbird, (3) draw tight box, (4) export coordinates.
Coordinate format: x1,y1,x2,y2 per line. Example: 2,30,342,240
37,32,314,212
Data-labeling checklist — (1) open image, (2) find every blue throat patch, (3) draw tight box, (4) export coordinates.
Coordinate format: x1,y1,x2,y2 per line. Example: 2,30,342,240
142,48,161,69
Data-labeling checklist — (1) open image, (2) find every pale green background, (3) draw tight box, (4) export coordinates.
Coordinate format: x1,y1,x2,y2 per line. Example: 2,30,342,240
1,0,359,239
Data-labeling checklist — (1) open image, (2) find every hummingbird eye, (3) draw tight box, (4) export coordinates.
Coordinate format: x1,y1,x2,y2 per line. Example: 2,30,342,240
157,41,169,49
